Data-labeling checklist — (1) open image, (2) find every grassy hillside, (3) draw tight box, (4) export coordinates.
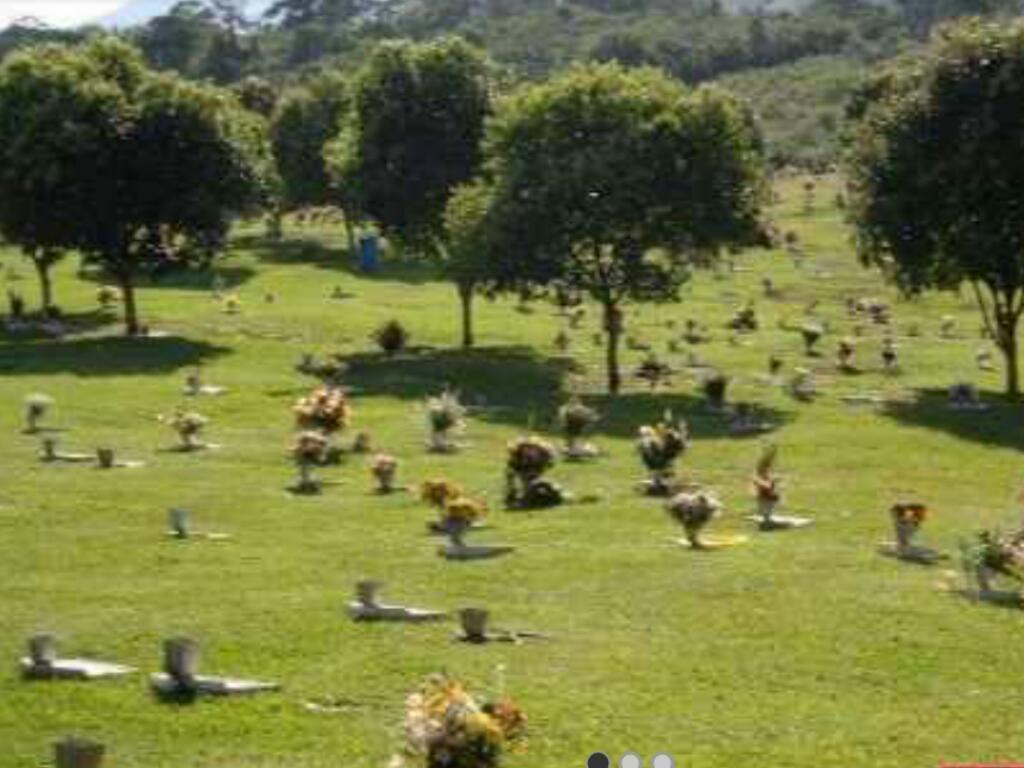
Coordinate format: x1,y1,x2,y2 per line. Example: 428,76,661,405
719,55,871,169
2,176,1024,767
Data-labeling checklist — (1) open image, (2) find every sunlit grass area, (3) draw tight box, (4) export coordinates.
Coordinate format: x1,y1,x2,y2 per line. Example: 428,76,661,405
2,176,1022,768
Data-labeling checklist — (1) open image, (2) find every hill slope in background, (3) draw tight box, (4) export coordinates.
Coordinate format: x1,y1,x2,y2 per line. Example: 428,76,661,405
96,0,810,28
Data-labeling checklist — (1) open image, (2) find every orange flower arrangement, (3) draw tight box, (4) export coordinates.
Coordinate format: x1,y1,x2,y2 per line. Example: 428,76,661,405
294,386,350,434
891,503,929,527
399,674,527,768
420,479,464,509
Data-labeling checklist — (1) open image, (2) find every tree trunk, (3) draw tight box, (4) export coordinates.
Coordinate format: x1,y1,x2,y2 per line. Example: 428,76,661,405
998,318,1020,400
458,282,474,348
344,215,357,257
267,209,284,241
603,301,623,395
119,275,140,336
33,257,53,313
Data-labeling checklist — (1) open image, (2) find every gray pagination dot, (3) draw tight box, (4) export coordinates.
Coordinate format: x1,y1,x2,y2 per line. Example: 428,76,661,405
619,753,642,768
651,753,675,768
587,753,611,768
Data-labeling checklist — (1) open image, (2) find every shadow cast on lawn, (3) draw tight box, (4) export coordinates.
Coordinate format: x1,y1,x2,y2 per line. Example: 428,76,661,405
77,265,257,292
343,346,791,440
234,234,440,285
2,309,119,338
0,335,231,377
881,387,1024,451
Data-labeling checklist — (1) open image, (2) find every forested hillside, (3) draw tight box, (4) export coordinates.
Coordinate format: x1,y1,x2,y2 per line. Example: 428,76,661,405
0,0,1019,166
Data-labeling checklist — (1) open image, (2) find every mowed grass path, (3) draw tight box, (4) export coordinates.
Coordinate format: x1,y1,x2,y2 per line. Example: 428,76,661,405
2,176,1024,767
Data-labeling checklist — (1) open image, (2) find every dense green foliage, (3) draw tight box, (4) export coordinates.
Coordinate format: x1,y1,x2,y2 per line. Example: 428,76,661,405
270,69,349,210
480,63,766,392
331,37,491,253
845,18,1024,397
0,38,273,335
2,0,1022,167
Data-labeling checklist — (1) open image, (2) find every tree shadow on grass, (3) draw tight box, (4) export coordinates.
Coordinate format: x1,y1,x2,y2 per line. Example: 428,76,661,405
1,309,119,338
77,265,257,292
342,346,791,440
583,393,792,441
881,387,1024,451
0,336,231,377
233,234,440,285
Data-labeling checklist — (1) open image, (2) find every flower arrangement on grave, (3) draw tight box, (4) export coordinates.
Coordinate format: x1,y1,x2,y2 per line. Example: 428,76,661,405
507,437,555,485
291,431,328,492
96,285,119,309
948,382,981,409
702,371,729,409
636,412,688,496
397,674,527,768
370,453,399,493
882,337,898,371
837,337,856,371
753,444,781,526
352,431,372,454
558,397,599,460
728,303,758,332
505,436,563,509
890,503,929,552
420,479,485,538
789,368,817,401
23,393,53,433
965,529,1024,595
295,387,350,435
552,330,570,353
420,479,464,509
426,389,466,453
635,353,672,389
168,410,208,450
184,370,202,396
666,492,721,549
801,322,823,355
375,319,409,356
441,496,487,546
683,319,709,345
729,402,767,435
222,294,241,314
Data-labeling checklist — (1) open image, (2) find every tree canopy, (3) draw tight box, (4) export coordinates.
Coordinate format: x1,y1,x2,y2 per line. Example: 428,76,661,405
481,62,767,393
335,37,492,253
0,37,273,334
845,18,1024,397
270,69,349,210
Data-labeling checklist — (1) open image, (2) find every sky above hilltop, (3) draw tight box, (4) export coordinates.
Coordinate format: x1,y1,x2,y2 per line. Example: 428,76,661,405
0,1,123,27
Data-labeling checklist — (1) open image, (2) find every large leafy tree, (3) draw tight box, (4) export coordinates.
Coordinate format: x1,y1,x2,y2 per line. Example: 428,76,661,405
339,37,491,251
335,37,492,344
442,180,498,348
845,19,1024,398
481,63,767,394
270,70,350,241
0,38,272,335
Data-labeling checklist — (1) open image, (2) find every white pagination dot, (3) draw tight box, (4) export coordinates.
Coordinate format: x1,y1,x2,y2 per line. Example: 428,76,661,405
651,754,675,768
619,754,642,768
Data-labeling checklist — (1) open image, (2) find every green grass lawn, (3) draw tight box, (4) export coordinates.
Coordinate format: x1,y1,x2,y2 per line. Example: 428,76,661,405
3,176,1024,768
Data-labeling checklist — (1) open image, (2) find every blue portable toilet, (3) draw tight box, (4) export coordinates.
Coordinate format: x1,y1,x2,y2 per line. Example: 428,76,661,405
359,233,379,272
